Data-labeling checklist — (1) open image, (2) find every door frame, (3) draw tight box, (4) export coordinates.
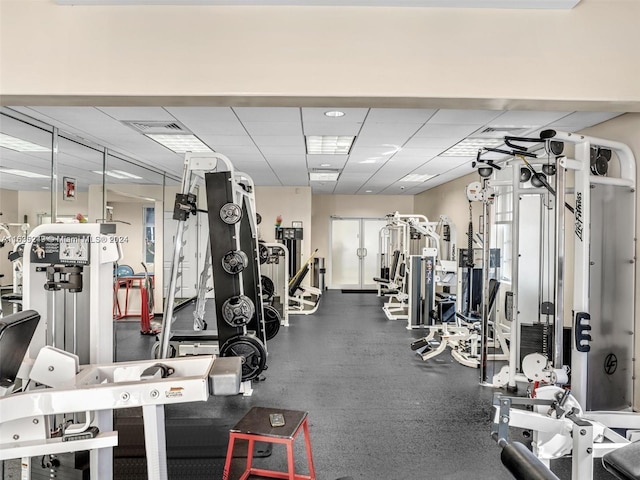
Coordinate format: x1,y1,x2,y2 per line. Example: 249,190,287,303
328,216,387,290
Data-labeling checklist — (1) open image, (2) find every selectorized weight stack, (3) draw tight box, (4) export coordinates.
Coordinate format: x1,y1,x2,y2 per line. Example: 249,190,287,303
158,153,269,388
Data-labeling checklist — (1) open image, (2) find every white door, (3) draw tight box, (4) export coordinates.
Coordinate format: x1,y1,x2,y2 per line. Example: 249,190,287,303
330,217,387,290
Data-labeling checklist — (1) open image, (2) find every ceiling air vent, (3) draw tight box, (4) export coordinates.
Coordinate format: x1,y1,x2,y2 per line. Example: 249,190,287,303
122,120,192,135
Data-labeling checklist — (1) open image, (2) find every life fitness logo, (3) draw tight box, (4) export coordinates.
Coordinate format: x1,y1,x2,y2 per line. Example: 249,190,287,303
604,353,618,375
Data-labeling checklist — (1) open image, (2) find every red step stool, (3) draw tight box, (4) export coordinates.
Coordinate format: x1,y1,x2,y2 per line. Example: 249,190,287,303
223,406,316,480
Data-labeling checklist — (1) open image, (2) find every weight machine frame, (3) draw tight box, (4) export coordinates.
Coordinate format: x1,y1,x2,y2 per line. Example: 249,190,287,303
491,130,638,480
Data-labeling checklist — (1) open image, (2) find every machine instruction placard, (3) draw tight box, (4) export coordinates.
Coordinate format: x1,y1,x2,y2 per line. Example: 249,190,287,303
30,234,91,265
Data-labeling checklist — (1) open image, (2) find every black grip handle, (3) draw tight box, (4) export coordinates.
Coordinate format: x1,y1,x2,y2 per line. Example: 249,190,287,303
501,442,560,480
574,312,592,353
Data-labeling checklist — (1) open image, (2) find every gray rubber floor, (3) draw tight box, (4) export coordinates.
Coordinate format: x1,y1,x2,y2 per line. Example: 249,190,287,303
2,291,615,479
117,291,515,479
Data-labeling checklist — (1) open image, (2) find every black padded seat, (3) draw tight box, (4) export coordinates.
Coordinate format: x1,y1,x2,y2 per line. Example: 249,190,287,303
602,441,640,480
0,310,40,388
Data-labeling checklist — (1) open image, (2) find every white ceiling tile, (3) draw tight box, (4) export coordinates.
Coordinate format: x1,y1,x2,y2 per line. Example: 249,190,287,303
259,145,306,156
415,124,483,138
428,109,503,124
546,112,623,129
243,122,302,136
301,108,368,123
366,108,437,123
213,145,262,156
392,148,442,161
490,110,573,126
302,122,362,136
197,135,254,147
403,136,460,149
165,106,238,124
234,107,300,123
357,122,422,137
349,146,397,158
262,153,306,166
341,160,385,173
97,107,174,122
252,135,305,147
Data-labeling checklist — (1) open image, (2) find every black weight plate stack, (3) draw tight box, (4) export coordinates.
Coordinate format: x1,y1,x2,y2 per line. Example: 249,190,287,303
258,242,269,264
261,275,275,302
263,305,281,341
219,335,267,381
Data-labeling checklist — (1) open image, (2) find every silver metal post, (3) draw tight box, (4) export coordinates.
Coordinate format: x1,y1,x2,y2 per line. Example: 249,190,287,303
480,178,492,384
553,161,566,369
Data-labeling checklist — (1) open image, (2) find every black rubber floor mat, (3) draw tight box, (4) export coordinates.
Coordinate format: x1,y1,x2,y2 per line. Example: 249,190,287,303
115,417,271,459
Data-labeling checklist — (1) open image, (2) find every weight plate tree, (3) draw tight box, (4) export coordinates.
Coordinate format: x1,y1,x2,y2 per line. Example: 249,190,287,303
205,171,267,371
220,334,267,381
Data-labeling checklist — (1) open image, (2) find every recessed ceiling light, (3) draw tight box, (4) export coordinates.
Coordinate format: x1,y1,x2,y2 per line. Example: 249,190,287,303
0,133,50,152
93,170,143,180
365,190,373,193
441,138,503,157
42,186,50,190
0,168,50,179
145,134,212,153
306,136,355,155
309,171,340,182
399,173,436,182
324,111,345,118
320,163,332,167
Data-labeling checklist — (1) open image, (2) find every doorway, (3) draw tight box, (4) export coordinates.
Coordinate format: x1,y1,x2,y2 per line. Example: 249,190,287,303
329,217,387,290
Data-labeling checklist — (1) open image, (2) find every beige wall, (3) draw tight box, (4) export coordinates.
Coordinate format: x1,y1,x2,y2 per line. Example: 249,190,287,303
311,194,414,269
18,190,89,226
1,0,639,111
255,186,312,271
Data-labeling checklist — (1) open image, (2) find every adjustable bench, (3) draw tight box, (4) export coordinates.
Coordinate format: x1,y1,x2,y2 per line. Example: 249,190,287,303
602,441,640,480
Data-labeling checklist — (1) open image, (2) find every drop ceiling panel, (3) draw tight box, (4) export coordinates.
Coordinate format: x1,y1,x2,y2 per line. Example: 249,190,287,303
392,148,443,161
194,134,254,147
166,107,240,125
422,156,472,169
212,144,263,156
259,145,306,156
490,110,572,126
251,135,305,147
234,107,301,123
301,108,368,123
302,122,362,136
415,123,483,138
306,154,348,168
546,112,622,128
357,122,422,138
261,153,306,166
29,107,136,135
366,108,436,124
243,122,302,136
427,109,504,125
403,136,464,150
354,134,417,148
97,107,175,122
341,161,386,173
348,146,397,159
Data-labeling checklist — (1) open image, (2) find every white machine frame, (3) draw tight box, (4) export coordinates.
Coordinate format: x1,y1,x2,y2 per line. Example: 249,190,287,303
494,130,638,480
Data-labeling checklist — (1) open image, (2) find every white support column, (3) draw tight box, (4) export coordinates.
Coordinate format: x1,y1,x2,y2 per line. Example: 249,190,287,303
142,404,168,480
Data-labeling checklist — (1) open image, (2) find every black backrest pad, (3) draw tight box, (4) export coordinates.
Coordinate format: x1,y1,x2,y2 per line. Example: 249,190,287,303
0,310,40,386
